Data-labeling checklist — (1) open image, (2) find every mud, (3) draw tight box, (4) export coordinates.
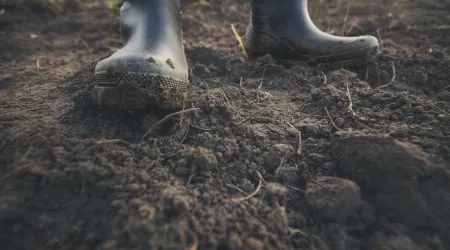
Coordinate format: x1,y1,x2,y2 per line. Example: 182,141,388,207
0,0,449,249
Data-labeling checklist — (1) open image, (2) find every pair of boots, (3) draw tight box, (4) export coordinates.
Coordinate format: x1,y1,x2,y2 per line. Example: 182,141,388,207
94,0,379,110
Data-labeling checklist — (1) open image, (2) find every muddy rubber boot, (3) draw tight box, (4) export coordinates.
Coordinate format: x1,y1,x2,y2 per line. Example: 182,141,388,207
94,0,188,110
245,0,379,67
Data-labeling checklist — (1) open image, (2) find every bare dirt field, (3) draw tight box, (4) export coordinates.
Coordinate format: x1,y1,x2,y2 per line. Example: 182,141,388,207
0,0,449,249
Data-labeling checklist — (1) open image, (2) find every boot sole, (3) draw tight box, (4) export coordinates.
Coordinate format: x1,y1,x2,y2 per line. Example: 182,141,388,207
248,34,379,69
312,45,379,69
258,45,378,71
93,72,188,110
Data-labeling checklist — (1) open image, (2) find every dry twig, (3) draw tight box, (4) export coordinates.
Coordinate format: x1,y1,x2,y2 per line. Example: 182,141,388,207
140,108,200,142
345,81,357,116
287,122,302,155
232,171,263,202
226,183,251,196
365,66,369,82
220,88,231,105
240,77,272,101
285,185,306,194
324,107,342,131
321,71,327,85
257,81,263,102
342,0,352,35
96,139,121,144
378,62,396,89
239,77,244,90
438,85,450,93
377,28,384,50
274,155,286,178
180,121,191,144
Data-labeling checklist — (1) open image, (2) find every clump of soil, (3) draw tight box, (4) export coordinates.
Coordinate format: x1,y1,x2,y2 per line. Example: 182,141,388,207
0,0,449,249
333,132,450,242
305,176,361,222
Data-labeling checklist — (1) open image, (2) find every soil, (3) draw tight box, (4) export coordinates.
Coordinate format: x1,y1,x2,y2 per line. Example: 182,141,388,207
1,0,449,249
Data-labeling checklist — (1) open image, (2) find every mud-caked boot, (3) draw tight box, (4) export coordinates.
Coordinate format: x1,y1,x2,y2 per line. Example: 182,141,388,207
245,0,379,66
94,0,188,110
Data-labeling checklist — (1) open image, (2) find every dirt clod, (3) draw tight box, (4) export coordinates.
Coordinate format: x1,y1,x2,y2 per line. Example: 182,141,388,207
305,176,361,222
166,58,175,69
333,132,450,237
172,147,218,178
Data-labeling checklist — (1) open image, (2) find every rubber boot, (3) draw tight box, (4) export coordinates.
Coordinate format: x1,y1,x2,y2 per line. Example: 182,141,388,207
245,0,379,66
94,0,188,110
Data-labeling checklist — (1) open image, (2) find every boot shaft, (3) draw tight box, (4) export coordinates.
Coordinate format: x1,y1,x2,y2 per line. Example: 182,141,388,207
250,0,315,35
250,0,318,42
251,0,308,17
120,0,182,46
94,0,188,111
